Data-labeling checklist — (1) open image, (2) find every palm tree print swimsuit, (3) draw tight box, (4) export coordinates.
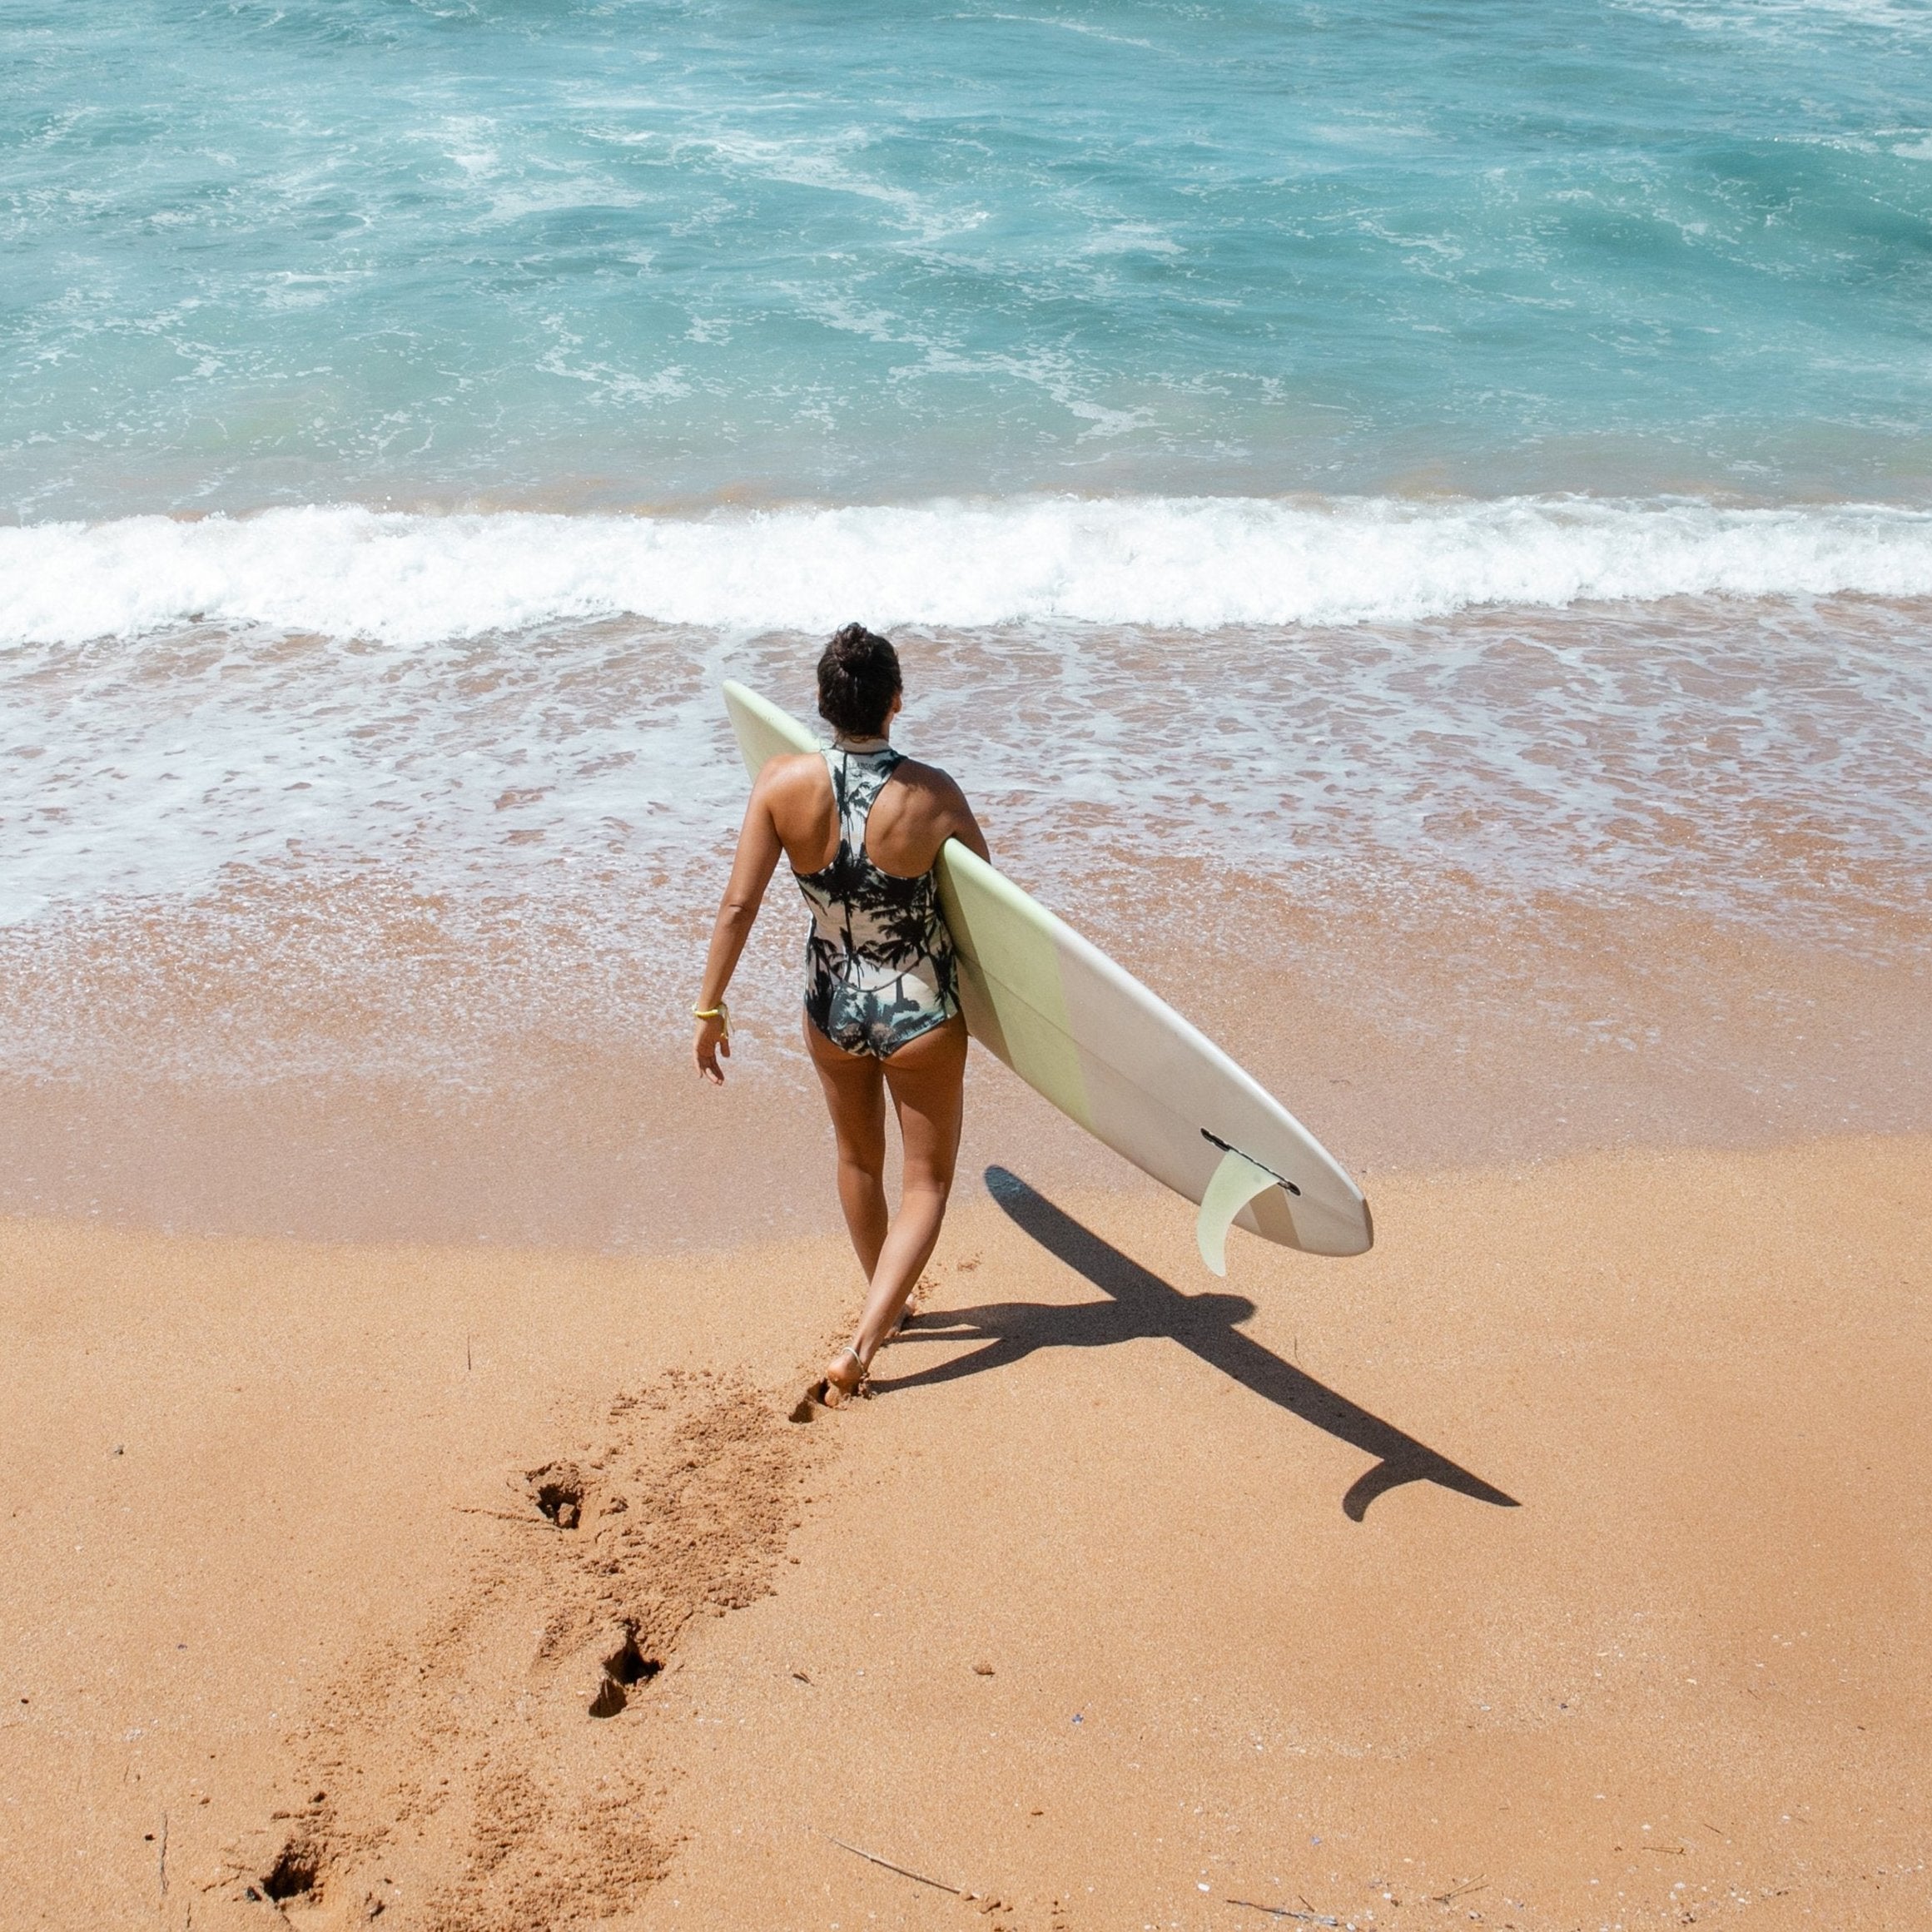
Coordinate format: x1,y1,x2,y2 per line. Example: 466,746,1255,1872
794,742,961,1058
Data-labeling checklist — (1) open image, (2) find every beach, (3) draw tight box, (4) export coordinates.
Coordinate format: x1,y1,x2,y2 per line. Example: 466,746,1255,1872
6,0,1932,1923
4,1135,1929,1930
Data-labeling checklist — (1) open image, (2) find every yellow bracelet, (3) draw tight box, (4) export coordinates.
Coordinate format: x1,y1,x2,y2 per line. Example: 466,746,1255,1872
692,1002,730,1035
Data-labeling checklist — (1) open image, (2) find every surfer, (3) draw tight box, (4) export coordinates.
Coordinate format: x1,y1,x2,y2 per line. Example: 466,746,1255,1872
694,624,991,1408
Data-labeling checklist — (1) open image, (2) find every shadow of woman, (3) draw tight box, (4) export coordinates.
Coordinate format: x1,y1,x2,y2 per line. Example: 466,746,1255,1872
871,1166,1519,1522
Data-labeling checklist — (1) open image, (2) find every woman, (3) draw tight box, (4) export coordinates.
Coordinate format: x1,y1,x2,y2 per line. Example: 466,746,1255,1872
693,624,990,1408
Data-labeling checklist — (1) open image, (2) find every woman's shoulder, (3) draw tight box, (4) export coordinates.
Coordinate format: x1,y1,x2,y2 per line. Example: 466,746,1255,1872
884,755,982,842
753,748,830,792
887,752,964,797
877,751,988,862
749,751,833,839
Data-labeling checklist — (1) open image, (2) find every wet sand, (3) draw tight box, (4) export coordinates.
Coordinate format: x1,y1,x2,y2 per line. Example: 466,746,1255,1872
4,856,1927,1250
3,1134,1928,1930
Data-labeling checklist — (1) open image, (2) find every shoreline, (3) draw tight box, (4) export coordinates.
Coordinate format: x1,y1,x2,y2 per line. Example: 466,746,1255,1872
4,1130,1928,1929
5,861,1926,1253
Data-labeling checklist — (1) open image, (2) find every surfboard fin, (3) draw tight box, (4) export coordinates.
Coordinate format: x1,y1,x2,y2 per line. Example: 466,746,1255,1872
1196,1145,1284,1277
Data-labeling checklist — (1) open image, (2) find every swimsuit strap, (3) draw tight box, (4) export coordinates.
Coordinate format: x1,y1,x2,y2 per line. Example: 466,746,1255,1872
822,743,901,877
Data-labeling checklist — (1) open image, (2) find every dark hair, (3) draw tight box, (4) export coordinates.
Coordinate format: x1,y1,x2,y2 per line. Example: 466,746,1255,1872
816,623,901,737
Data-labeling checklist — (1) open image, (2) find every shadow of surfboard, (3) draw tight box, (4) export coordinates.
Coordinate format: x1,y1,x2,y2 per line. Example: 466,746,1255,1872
869,1166,1518,1522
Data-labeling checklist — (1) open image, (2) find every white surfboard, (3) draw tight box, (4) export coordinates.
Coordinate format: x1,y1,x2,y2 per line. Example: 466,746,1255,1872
722,682,1373,1267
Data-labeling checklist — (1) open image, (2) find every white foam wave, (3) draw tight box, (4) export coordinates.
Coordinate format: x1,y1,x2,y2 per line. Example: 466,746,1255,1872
4,494,1932,645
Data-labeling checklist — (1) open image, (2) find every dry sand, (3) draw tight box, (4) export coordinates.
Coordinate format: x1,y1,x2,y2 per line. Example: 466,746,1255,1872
2,1135,1929,1930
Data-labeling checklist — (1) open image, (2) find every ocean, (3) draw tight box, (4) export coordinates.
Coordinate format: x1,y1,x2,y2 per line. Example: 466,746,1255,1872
2,0,1930,1244
9,0,1932,517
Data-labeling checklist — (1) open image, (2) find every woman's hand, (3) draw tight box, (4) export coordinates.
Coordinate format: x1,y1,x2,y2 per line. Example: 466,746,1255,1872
694,1011,731,1085
692,771,786,1090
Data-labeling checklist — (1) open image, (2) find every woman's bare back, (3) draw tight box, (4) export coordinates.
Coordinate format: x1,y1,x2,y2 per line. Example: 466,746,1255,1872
758,749,989,877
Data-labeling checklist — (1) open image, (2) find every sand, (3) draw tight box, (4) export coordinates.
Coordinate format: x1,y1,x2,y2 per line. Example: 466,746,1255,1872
2,1135,1929,1930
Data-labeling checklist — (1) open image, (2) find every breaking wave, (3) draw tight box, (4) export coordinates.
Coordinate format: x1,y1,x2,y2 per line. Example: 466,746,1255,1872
6,494,1932,646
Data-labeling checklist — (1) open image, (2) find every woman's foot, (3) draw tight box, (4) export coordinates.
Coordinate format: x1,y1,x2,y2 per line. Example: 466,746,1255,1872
819,1346,868,1409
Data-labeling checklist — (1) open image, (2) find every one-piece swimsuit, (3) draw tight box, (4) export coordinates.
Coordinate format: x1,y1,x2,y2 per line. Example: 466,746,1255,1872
793,742,961,1059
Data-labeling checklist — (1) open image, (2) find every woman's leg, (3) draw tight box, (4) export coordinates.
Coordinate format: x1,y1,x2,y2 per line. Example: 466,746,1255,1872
804,1016,890,1277
845,1015,968,1373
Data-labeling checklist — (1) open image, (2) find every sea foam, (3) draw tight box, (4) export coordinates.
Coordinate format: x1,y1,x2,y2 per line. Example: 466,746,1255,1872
5,495,1932,646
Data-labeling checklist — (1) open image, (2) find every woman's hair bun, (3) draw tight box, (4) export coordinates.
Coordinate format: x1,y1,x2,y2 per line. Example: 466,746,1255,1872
817,623,902,738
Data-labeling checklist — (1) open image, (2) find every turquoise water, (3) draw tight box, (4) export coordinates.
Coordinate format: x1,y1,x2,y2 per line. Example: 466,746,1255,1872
7,0,1932,519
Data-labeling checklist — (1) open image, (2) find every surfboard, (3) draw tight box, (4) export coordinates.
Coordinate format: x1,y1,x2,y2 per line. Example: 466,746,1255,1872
721,682,1373,1268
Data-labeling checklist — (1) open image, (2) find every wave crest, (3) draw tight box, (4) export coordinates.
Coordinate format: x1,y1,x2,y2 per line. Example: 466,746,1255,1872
5,494,1932,645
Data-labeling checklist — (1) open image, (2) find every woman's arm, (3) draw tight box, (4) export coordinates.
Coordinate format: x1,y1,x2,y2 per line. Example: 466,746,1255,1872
693,775,785,1085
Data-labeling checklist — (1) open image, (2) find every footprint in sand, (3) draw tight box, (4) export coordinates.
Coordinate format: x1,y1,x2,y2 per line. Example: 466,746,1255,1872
588,1627,663,1718
525,1461,585,1529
